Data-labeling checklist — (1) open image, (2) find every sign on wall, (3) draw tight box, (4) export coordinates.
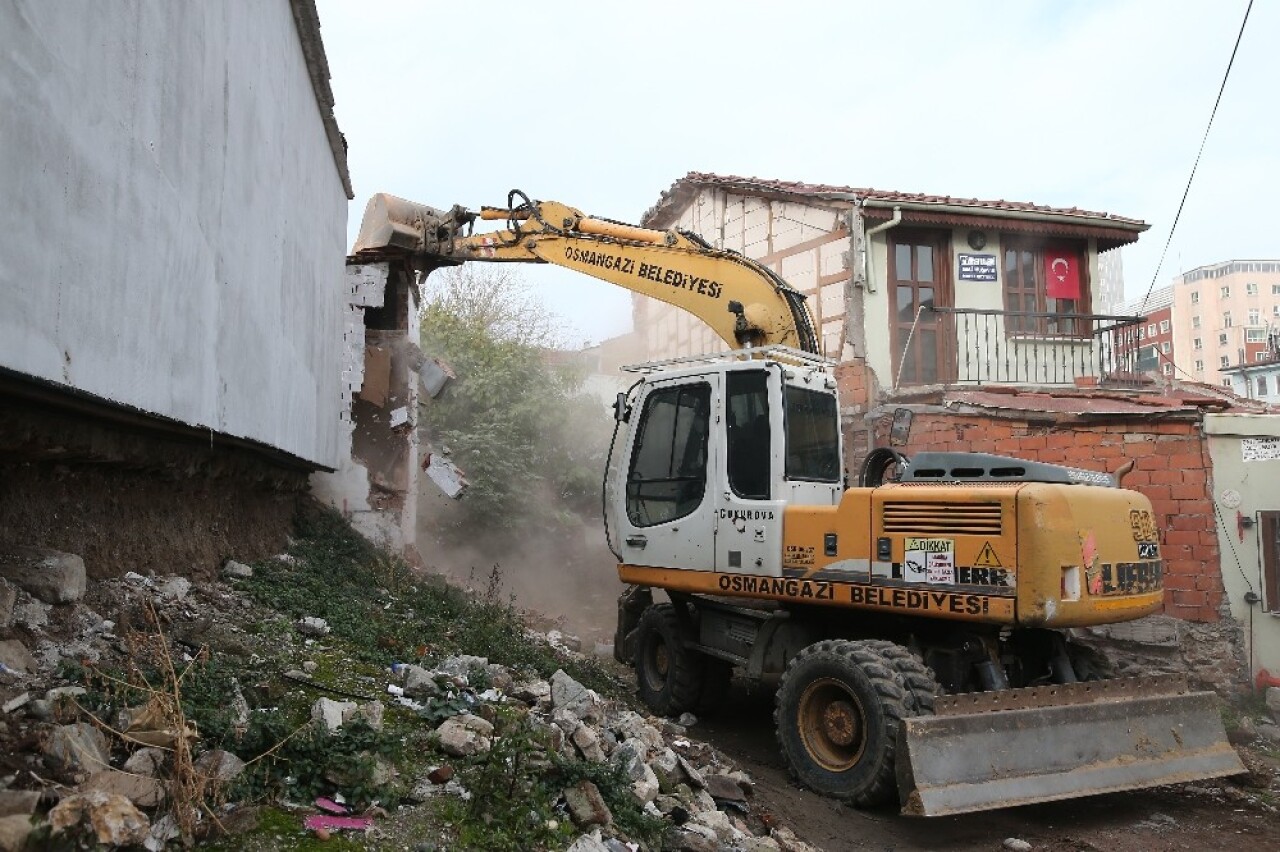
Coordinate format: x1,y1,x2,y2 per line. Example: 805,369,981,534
958,253,997,282
1242,436,1280,462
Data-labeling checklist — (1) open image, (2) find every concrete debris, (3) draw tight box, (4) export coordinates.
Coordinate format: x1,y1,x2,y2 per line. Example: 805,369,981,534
551,669,594,715
564,779,613,828
44,722,110,774
194,749,247,782
1003,839,1034,852
677,712,698,727
0,640,37,675
158,576,191,601
436,713,493,757
0,547,86,604
222,560,254,579
0,814,34,852
81,768,165,808
296,616,331,637
565,832,611,852
418,356,455,398
572,723,607,762
434,654,488,680
312,697,358,732
49,790,150,846
424,452,469,499
0,791,41,817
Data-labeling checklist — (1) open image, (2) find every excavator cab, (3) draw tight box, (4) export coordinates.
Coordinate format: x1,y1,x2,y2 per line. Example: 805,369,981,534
609,352,841,577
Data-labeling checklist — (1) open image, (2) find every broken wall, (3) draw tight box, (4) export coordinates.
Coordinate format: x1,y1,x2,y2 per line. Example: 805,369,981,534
0,0,349,467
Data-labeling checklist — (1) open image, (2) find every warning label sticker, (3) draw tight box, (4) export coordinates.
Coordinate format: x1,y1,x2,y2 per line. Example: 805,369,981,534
905,538,955,585
974,541,1002,568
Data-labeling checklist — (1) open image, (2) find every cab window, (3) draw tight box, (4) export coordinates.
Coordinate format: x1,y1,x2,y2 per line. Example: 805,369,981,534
626,383,710,527
785,386,840,482
726,371,771,499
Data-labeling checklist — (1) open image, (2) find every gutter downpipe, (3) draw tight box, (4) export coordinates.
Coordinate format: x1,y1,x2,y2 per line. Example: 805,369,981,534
861,204,903,295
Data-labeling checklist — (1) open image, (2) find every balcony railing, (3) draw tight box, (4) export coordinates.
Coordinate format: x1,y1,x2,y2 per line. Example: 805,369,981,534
897,307,1147,389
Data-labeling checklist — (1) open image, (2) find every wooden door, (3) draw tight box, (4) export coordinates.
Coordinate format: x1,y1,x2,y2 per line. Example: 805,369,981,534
889,231,953,386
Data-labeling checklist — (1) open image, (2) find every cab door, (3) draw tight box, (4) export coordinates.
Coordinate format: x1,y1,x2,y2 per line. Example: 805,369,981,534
616,375,718,571
715,369,785,576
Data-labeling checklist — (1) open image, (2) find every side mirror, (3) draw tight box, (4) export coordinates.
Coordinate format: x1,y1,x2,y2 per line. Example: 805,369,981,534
613,392,631,422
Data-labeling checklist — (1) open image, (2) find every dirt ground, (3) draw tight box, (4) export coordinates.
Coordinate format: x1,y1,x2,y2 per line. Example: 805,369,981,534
692,679,1280,852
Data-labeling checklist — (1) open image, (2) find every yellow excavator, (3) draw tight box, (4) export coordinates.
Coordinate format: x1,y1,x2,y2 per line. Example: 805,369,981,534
353,190,1243,816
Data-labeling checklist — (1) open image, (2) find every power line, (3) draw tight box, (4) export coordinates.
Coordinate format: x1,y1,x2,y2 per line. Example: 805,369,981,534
1140,0,1254,313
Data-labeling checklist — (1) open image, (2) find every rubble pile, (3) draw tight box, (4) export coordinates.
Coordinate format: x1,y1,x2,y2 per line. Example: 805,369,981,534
0,545,822,851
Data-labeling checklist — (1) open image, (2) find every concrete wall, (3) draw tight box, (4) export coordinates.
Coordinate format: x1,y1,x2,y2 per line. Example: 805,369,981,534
0,1,348,467
1205,413,1280,682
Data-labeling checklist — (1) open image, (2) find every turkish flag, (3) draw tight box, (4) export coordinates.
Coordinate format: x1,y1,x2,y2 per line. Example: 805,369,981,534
1044,248,1081,300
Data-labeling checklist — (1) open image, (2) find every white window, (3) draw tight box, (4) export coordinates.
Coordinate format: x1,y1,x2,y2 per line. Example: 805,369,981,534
1247,282,1259,295
1163,364,1174,375
1159,319,1170,333
1138,327,1145,340
1195,359,1204,371
1147,323,1157,337
1257,352,1270,362
1249,309,1262,325
1223,378,1233,388
1258,376,1267,394
1274,304,1280,317
1192,315,1201,329
1191,291,1200,304
1219,333,1229,346
1161,341,1172,354
1247,328,1267,342
1221,355,1231,368
1224,312,1233,327
1222,285,1232,298
1273,284,1280,295
1193,337,1203,349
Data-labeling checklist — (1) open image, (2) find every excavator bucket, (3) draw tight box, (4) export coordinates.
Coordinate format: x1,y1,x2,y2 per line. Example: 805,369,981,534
896,676,1245,817
351,192,469,257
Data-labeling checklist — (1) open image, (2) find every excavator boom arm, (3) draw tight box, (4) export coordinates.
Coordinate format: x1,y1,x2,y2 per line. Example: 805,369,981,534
353,191,818,353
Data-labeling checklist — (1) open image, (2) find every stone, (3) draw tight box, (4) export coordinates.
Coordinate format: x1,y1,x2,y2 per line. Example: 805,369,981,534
349,700,385,731
302,660,318,673
772,826,821,852
486,664,514,693
44,722,110,773
612,739,648,781
564,780,612,828
436,654,488,680
676,754,705,789
692,808,740,842
1003,840,1033,852
1,690,29,715
0,640,36,675
551,669,591,713
566,833,610,852
1256,723,1280,745
311,698,357,732
436,714,493,757
705,773,748,803
49,790,150,846
511,679,551,705
743,839,783,852
81,769,165,808
572,724,607,762
1266,687,1280,719
427,765,454,784
403,665,442,699
124,748,167,778
222,560,254,580
0,814,34,852
12,599,48,629
651,747,681,792
194,749,246,782
0,582,15,628
158,577,192,601
0,547,86,604
0,791,40,817
677,712,698,727
631,763,660,804
296,616,330,637
25,699,52,721
666,826,718,852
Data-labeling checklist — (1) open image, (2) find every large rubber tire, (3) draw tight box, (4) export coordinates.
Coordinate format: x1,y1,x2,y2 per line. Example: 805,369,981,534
774,639,911,808
860,640,939,715
634,604,703,716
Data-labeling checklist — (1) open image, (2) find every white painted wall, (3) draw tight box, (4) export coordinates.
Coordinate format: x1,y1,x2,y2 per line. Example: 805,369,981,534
0,1,348,466
1204,414,1280,681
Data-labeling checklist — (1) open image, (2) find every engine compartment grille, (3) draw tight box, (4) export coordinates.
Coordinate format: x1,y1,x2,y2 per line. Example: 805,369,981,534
882,501,1003,536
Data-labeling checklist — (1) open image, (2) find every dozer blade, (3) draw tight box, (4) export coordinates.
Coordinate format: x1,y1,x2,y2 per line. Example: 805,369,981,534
897,675,1245,817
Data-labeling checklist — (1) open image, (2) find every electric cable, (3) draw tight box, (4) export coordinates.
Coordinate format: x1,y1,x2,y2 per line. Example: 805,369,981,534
1140,0,1253,314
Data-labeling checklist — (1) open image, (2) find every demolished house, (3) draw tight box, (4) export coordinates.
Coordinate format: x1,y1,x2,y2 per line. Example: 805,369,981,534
635,172,1279,690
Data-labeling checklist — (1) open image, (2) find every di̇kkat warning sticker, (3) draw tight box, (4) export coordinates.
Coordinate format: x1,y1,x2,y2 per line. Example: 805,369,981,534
904,537,955,585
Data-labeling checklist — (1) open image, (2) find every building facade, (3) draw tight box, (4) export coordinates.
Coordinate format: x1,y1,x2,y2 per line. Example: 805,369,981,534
1116,285,1175,379
1170,260,1280,387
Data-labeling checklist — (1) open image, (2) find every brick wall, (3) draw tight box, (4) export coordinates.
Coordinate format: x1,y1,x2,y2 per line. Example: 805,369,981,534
868,411,1224,623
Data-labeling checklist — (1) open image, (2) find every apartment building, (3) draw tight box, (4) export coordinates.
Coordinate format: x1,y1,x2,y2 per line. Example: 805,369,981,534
1171,260,1280,386
1115,285,1174,378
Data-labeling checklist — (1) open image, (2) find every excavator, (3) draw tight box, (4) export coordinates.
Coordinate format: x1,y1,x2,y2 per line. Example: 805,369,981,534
353,190,1244,816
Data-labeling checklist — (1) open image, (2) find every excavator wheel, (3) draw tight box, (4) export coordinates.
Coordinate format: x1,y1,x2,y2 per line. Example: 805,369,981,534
634,604,703,716
774,639,912,808
859,640,939,715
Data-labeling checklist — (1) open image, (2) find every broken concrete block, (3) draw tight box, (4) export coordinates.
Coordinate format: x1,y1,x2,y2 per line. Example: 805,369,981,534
0,790,40,817
49,790,150,846
81,769,165,808
222,560,253,580
418,357,455,398
296,617,330,637
424,453,468,499
311,698,357,732
1,690,29,715
193,749,246,783
0,640,37,675
564,780,612,828
571,724,606,763
0,548,86,604
436,714,493,757
630,763,659,805
44,722,110,773
551,669,591,714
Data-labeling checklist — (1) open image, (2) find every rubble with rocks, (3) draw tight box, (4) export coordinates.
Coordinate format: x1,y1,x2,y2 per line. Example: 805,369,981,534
0,545,826,851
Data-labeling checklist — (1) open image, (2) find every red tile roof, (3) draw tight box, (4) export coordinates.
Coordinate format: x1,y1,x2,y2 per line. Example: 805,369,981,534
642,172,1148,234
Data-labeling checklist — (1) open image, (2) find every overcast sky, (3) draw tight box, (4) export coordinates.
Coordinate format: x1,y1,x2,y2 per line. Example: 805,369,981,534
316,0,1274,347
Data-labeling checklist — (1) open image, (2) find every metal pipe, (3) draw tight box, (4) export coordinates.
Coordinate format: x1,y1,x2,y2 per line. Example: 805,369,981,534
861,204,902,295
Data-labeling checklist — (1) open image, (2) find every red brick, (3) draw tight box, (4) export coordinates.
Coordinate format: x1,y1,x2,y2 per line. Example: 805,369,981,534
1135,455,1167,471
1147,470,1183,485
1164,530,1199,546
1163,574,1197,591
1046,432,1077,449
1171,589,1207,608
1195,575,1223,592
1018,436,1047,451
1169,453,1205,470
1170,484,1207,501
1181,469,1208,486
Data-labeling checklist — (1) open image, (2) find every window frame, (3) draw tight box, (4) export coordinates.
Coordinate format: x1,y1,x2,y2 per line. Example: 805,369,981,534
999,237,1090,338
624,382,712,528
